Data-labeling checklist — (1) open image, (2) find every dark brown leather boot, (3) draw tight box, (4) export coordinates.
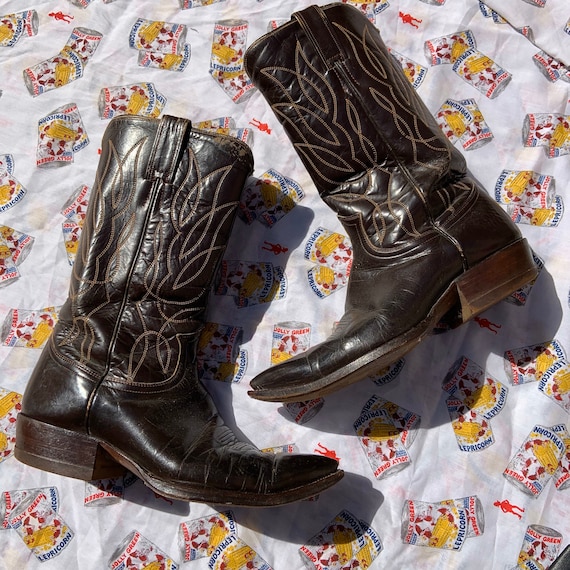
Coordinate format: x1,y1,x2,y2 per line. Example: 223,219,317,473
15,115,343,506
243,3,538,403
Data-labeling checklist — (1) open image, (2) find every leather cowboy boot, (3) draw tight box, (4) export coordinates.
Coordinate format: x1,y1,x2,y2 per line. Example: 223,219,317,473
15,115,343,506
243,3,538,403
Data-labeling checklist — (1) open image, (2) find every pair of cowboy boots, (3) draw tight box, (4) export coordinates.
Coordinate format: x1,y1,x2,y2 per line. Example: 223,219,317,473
16,3,537,505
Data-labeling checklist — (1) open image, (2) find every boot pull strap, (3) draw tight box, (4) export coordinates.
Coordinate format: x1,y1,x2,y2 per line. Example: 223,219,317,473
293,5,345,69
145,115,192,183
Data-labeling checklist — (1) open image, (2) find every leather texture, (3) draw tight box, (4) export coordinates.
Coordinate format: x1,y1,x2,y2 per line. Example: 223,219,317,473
16,114,343,506
244,3,538,402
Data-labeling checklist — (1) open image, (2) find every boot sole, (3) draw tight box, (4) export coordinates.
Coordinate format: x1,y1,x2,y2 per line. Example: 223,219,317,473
15,414,343,506
249,238,539,403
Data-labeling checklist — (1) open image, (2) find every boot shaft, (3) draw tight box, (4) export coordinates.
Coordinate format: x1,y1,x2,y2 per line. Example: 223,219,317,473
245,3,522,262
17,116,344,506
56,115,253,384
244,4,537,408
244,3,466,197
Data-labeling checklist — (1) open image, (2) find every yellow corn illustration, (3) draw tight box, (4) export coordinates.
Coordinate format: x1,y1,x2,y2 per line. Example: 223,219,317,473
534,350,556,379
215,361,237,381
139,21,163,45
555,370,570,393
0,24,14,44
0,244,11,259
65,238,79,256
281,194,296,213
215,69,244,80
465,54,493,73
428,515,456,548
463,384,495,411
197,322,217,351
271,347,292,364
241,270,264,297
262,279,280,303
402,66,414,84
471,109,484,123
444,112,468,137
223,544,256,570
0,184,12,205
450,41,469,62
126,91,149,116
149,106,162,119
212,43,238,65
26,321,53,348
161,53,183,70
195,120,214,130
452,420,483,443
517,550,546,570
54,60,74,87
314,265,335,287
0,391,20,419
466,55,493,73
0,431,8,453
505,171,532,196
316,232,344,258
141,562,161,570
530,208,553,227
45,121,76,142
355,535,375,568
260,181,280,208
207,523,229,555
367,417,400,440
333,528,355,564
550,123,569,148
23,525,59,550
533,439,560,474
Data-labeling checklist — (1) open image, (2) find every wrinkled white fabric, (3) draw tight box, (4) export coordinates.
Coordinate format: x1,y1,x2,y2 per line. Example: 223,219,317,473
483,0,570,65
0,1,569,569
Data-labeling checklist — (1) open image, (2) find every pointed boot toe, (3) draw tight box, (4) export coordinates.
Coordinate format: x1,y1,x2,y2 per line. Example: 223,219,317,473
269,453,343,496
248,354,317,401
244,3,538,402
16,114,343,507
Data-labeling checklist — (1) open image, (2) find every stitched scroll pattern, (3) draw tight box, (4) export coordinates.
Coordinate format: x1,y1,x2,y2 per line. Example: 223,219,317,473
56,133,242,385
55,135,150,369
258,20,457,250
326,168,429,249
127,156,240,383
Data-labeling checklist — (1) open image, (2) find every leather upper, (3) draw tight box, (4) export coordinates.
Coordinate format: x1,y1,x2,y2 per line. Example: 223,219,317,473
245,4,529,401
20,115,342,501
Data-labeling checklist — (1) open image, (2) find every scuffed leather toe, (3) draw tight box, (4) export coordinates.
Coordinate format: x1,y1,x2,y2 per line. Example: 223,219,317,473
271,453,341,492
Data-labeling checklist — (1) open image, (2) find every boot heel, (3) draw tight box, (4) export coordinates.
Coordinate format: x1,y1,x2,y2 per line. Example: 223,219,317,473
454,238,538,323
15,414,126,481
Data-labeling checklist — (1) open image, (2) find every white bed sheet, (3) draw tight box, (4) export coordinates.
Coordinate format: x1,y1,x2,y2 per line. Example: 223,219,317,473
0,1,569,569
